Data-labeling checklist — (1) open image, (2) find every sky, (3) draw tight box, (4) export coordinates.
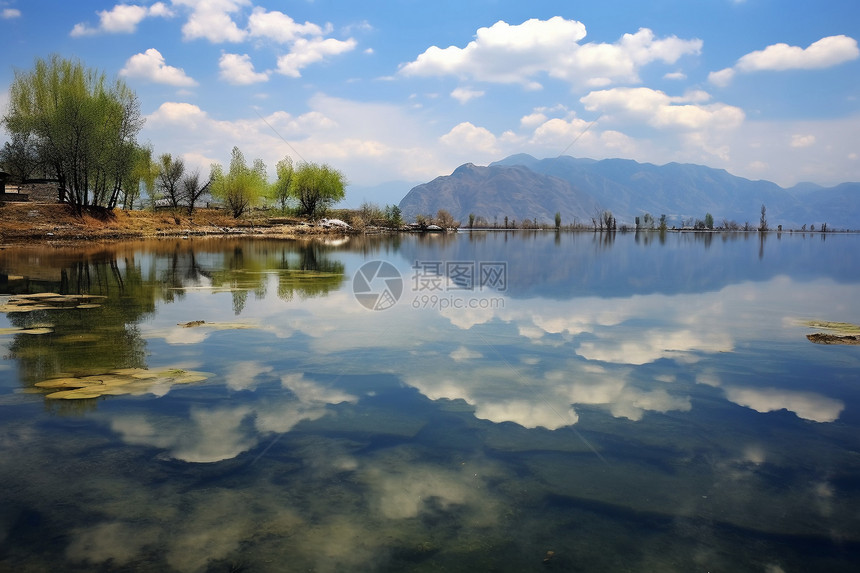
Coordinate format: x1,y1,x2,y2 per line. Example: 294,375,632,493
1,0,859,206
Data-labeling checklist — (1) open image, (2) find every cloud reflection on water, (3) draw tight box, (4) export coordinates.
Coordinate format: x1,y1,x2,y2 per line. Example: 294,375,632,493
133,273,853,448
107,373,358,463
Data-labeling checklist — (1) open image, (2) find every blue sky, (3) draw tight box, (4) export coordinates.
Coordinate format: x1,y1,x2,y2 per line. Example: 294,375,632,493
1,0,859,205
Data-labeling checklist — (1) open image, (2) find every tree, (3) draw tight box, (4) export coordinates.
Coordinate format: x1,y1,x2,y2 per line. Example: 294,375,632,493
759,204,768,232
210,146,268,218
602,210,616,231
705,213,714,230
3,54,143,212
642,212,655,230
120,143,157,210
555,211,562,230
468,213,475,228
384,204,403,228
289,162,346,218
435,209,458,229
269,156,294,212
156,153,185,209
180,169,211,216
0,132,43,180
659,214,668,232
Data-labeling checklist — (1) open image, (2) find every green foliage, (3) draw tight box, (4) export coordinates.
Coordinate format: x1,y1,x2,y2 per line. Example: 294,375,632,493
0,131,43,180
269,156,295,213
659,214,668,232
555,211,562,230
210,146,267,218
385,204,403,228
120,143,157,210
3,54,143,212
289,162,346,218
705,212,714,230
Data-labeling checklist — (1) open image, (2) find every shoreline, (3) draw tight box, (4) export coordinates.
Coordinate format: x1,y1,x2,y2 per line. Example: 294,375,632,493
0,203,350,246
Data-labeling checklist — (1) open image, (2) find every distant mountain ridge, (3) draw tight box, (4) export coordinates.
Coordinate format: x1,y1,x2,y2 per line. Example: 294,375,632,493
397,154,860,229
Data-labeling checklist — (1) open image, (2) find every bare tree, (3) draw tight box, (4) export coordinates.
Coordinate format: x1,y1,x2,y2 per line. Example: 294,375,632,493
180,169,211,216
157,153,185,209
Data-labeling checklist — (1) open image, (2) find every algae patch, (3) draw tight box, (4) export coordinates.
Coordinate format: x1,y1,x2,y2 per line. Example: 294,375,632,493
803,320,860,346
0,293,106,313
33,368,212,400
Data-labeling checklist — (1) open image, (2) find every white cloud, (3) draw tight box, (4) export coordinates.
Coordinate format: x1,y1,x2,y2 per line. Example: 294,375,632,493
737,35,859,71
710,35,859,86
70,2,172,37
2,8,21,19
174,0,249,43
147,101,210,127
520,112,549,129
219,53,269,85
577,328,733,365
276,37,358,78
790,134,816,148
450,346,483,362
450,87,485,104
224,360,273,391
147,2,172,18
581,87,745,131
120,49,198,87
247,6,324,43
723,386,844,423
400,18,701,90
440,122,499,154
142,94,450,187
708,67,736,87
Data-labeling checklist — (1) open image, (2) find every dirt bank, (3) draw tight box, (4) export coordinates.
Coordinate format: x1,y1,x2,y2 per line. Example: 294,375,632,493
0,203,340,245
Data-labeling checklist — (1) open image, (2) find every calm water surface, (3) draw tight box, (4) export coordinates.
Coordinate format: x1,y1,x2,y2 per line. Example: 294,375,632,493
1,231,858,572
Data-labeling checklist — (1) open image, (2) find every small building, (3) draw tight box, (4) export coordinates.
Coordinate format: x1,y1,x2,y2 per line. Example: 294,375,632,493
0,172,30,203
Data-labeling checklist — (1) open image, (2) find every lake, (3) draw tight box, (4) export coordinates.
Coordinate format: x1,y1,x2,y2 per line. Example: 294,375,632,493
1,230,859,572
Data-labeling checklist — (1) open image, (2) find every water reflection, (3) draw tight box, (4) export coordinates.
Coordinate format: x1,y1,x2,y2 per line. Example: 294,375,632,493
1,232,859,571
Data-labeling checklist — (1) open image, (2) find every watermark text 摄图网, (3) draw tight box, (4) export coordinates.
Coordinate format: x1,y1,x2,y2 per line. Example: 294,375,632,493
352,259,507,311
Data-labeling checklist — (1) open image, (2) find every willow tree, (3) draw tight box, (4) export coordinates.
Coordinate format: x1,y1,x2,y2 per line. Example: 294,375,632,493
2,54,144,213
210,146,267,218
120,143,158,210
290,162,346,219
268,156,295,213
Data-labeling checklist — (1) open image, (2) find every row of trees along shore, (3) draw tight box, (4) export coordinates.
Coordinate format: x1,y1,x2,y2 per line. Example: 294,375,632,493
458,205,832,233
1,55,345,219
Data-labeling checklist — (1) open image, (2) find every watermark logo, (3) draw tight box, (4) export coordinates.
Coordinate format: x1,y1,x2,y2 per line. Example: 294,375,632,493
353,259,507,311
353,260,404,310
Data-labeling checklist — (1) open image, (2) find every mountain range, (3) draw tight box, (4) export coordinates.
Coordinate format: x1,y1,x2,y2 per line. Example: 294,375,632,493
397,154,860,230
